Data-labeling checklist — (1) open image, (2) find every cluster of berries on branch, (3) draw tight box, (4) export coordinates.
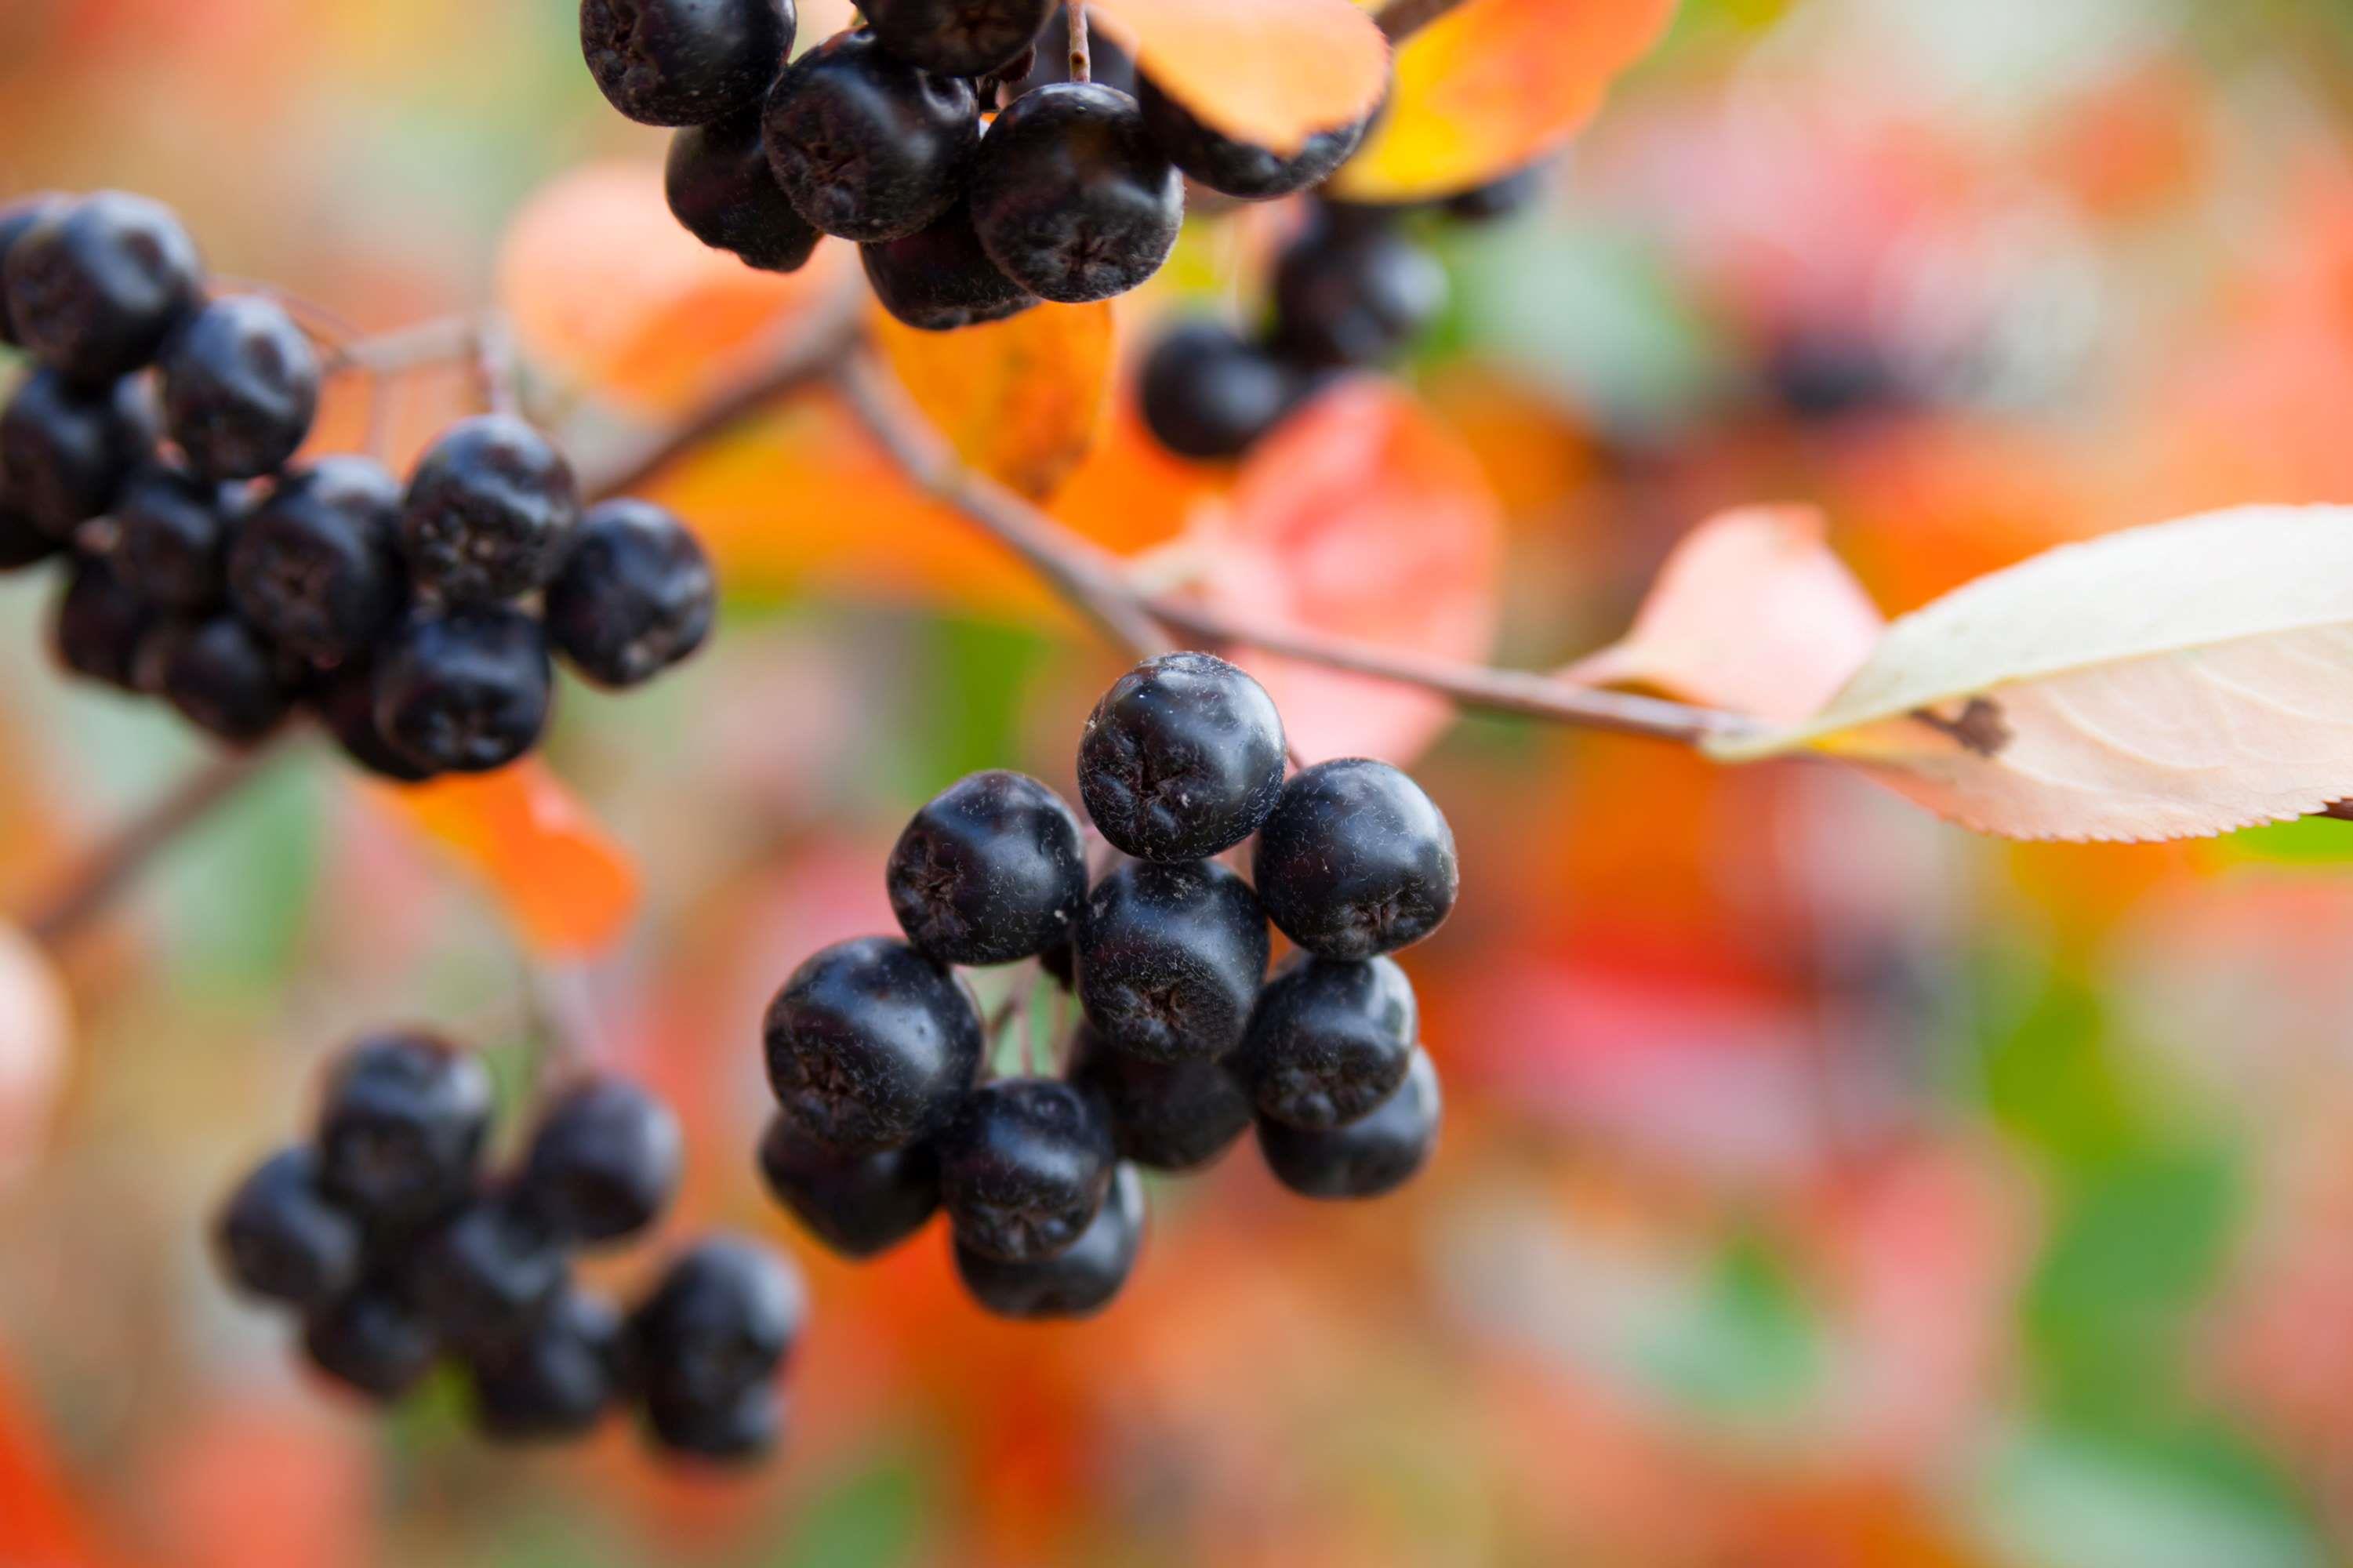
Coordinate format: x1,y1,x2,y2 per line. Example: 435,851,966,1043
216,1033,805,1460
760,651,1457,1319
0,188,717,779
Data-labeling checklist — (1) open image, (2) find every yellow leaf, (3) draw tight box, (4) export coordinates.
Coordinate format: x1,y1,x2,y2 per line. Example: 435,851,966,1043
870,298,1113,501
1090,0,1391,155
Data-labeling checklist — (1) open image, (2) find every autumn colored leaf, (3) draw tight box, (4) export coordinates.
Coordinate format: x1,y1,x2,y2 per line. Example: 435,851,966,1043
0,924,68,1192
1706,506,2353,842
1328,0,1676,202
367,760,639,954
1565,505,1884,724
0,1354,110,1568
870,298,1114,501
1090,0,1391,154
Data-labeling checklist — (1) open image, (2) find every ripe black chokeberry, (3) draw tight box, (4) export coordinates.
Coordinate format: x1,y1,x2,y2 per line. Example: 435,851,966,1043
757,1109,941,1257
303,1283,441,1400
1272,223,1447,368
632,1236,803,1431
1257,1044,1439,1199
1066,1024,1250,1171
214,1147,364,1308
543,498,716,688
398,414,580,604
516,1076,684,1245
861,0,1051,77
1443,164,1547,223
1139,321,1303,459
580,0,797,127
310,654,438,783
0,193,66,347
1074,858,1269,1063
0,494,57,572
53,557,156,690
471,1287,632,1442
1232,954,1415,1130
371,604,554,775
407,1196,570,1359
109,463,234,609
666,110,824,273
158,295,321,481
228,455,405,665
762,31,979,243
1135,75,1368,201
936,1078,1115,1262
953,1161,1142,1319
0,368,156,538
314,1031,494,1230
646,1387,783,1460
762,935,983,1152
1253,757,1458,960
886,768,1085,966
968,82,1182,303
4,191,202,385
1077,650,1286,862
161,612,294,744
859,201,1037,331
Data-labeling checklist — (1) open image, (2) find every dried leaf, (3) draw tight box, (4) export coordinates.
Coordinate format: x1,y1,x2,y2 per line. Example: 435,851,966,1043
870,298,1113,500
1090,0,1391,154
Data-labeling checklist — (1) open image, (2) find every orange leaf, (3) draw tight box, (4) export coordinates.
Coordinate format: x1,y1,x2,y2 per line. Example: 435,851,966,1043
1328,0,1676,202
369,761,640,955
495,161,852,416
870,298,1113,501
0,1352,112,1568
1090,0,1391,155
1193,379,1503,763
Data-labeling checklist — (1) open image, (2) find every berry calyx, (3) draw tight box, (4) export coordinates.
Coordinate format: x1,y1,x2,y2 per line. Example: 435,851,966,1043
665,109,825,272
314,1030,495,1230
227,455,406,666
859,200,1037,330
1256,1044,1440,1199
1231,954,1416,1129
3,191,202,384
543,497,716,688
1135,74,1369,201
516,1076,684,1245
935,1077,1116,1262
109,463,234,610
861,0,1053,78
968,82,1182,303
757,1109,941,1257
0,368,157,539
371,604,555,775
1252,757,1458,960
762,935,983,1152
761,30,979,242
885,768,1086,966
158,294,321,481
580,0,798,127
213,1147,365,1308
1138,321,1305,459
159,612,295,744
953,1161,1142,1319
1066,1024,1251,1171
1077,650,1286,862
398,413,581,604
1074,858,1269,1063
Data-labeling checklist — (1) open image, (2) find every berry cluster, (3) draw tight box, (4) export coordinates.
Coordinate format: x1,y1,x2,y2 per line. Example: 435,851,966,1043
759,651,1456,1319
1140,168,1546,459
216,1032,805,1458
0,189,717,777
582,0,1378,330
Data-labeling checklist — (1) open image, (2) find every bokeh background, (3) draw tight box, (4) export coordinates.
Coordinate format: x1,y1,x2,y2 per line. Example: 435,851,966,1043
12,0,2353,1563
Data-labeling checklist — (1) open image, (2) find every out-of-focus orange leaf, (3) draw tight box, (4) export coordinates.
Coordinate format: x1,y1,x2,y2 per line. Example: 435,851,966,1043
0,1354,111,1568
870,299,1114,501
368,761,639,955
1091,0,1391,154
0,924,68,1192
1564,505,1885,724
1328,0,1676,202
1191,379,1504,764
496,161,852,416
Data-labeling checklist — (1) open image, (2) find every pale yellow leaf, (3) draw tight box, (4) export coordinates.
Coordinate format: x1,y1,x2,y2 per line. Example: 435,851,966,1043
1090,0,1391,156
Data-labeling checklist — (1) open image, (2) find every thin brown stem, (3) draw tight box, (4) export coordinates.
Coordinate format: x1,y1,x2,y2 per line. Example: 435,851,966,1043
1068,1,1091,82
327,313,485,378
1374,0,1473,43
474,316,521,419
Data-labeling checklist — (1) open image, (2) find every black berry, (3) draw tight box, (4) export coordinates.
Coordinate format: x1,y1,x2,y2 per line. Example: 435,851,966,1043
1443,164,1546,223
303,1283,441,1400
1272,223,1447,368
227,455,405,665
936,1077,1114,1262
1257,1044,1439,1199
757,1109,940,1257
1077,650,1286,862
1135,74,1368,200
515,1076,684,1245
3,191,202,384
372,604,554,775
861,0,1052,77
1067,1024,1250,1171
161,612,294,743
953,1161,1142,1319
666,109,824,272
1139,321,1304,458
1252,757,1458,960
0,368,156,539
398,414,580,604
314,1031,494,1229
543,497,716,688
762,935,983,1152
646,1382,783,1461
471,1287,632,1442
308,654,438,782
580,0,797,127
632,1236,804,1414
109,462,234,609
885,768,1085,965
406,1196,570,1359
0,193,67,348
1232,954,1415,1129
859,199,1036,331
213,1147,364,1308
158,295,321,480
53,556,157,690
762,30,979,242
968,82,1182,303
0,493,58,571
1074,858,1269,1063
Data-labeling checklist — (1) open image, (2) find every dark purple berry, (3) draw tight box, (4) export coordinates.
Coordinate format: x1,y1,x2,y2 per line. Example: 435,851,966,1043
953,1161,1141,1319
515,1076,683,1246
543,497,715,688
859,200,1036,330
757,1109,940,1257
1252,757,1457,960
645,1382,783,1461
372,604,554,775
308,654,438,782
1232,954,1415,1129
213,1147,364,1308
1257,1044,1438,1198
761,30,979,242
303,1283,440,1400
631,1236,804,1413
1067,1024,1249,1171
580,0,797,127
0,368,157,539
885,769,1084,965
968,82,1182,303
1272,223,1447,368
0,193,67,348
1136,74,1368,200
666,110,824,272
3,191,202,384
861,0,1052,77
161,612,293,743
1138,321,1303,459
470,1287,632,1442
158,295,321,480
108,462,235,609
762,935,983,1153
314,1030,494,1229
1077,650,1286,862
398,414,579,604
406,1197,569,1359
936,1078,1114,1262
227,456,405,665
52,556,156,689
0,493,58,571
1074,858,1269,1063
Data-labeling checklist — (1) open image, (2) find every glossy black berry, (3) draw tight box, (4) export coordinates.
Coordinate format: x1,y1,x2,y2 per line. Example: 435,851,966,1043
0,494,58,572
3,191,202,384
666,109,824,272
757,1109,940,1257
1253,757,1458,960
398,414,579,604
314,1031,494,1229
1233,954,1415,1129
227,456,405,665
372,604,554,775
407,1197,569,1359
762,935,983,1152
471,1287,632,1442
936,1078,1114,1262
1074,858,1269,1063
953,1161,1142,1319
158,295,321,480
213,1147,364,1308
646,1382,783,1461
632,1236,804,1412
581,0,797,126
1257,1044,1438,1199
543,497,715,688
161,612,293,743
1139,321,1303,459
308,654,438,783
1272,224,1447,368
303,1283,440,1400
515,1076,684,1245
53,556,156,690
0,194,67,348
108,463,234,609
969,82,1182,303
1077,651,1286,862
761,31,978,243
1066,1024,1250,1171
859,200,1036,330
861,0,1052,77
0,368,156,539
886,769,1085,965
1135,74,1368,200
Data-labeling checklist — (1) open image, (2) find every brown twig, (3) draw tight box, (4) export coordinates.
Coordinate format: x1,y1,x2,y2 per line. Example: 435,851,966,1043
1374,0,1474,43
1068,1,1091,82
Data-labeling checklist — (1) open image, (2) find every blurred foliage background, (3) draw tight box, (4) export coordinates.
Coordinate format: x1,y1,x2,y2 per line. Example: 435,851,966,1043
14,0,2353,1564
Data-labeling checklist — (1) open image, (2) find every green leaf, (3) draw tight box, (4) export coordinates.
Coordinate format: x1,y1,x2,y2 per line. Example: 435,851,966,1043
1973,962,2147,1172
772,1449,932,1568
